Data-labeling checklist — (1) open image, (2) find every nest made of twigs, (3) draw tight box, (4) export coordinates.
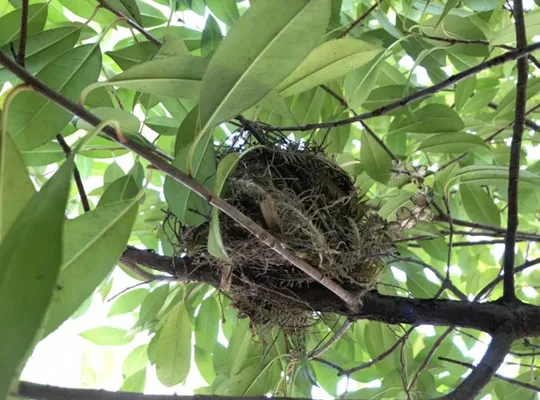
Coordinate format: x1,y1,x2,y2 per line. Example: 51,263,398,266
165,133,396,330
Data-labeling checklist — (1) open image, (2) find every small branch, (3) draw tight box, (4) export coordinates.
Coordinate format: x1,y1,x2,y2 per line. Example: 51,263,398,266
439,357,540,393
119,257,178,282
408,327,453,391
96,0,162,46
488,102,540,132
339,327,415,375
15,0,29,67
309,319,352,358
320,84,398,161
252,42,540,132
340,0,384,37
312,357,346,374
55,134,91,213
16,381,310,400
439,330,515,399
503,0,528,302
475,257,540,301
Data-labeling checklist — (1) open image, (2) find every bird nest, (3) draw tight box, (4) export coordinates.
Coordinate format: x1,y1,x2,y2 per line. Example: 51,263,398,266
165,134,396,330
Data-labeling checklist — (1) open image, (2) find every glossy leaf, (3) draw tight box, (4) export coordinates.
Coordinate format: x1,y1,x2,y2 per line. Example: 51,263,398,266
195,296,220,352
0,3,48,47
201,15,223,57
206,0,239,26
388,104,464,134
8,44,102,150
360,130,392,183
199,0,331,131
0,154,72,396
156,304,192,386
80,326,134,346
417,132,490,153
277,39,382,97
461,184,501,226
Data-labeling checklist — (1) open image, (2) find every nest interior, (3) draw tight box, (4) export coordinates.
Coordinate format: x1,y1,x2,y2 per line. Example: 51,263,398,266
167,138,395,329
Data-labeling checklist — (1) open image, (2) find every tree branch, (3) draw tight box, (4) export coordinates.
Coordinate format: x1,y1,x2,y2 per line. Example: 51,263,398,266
252,42,540,132
340,0,384,37
439,356,540,393
308,319,352,358
502,0,528,301
56,134,91,213
16,382,310,400
96,0,162,46
0,50,361,312
15,0,29,67
439,330,515,399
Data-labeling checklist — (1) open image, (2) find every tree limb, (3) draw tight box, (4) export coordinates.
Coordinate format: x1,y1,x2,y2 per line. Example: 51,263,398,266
16,381,310,400
438,330,515,399
252,42,540,132
502,0,528,301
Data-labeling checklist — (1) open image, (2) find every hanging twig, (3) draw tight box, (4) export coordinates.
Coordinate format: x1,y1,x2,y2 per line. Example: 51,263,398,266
55,134,91,213
340,0,384,38
15,0,29,67
309,319,353,358
251,42,540,132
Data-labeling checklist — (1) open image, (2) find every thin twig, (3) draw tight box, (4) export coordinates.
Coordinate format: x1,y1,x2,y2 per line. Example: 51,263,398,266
475,257,540,301
309,319,353,358
55,134,91,213
408,327,453,391
439,357,540,392
340,0,384,37
0,51,361,312
339,327,415,375
503,0,528,302
320,84,398,161
15,0,29,67
252,42,540,132
96,0,162,46
488,102,540,132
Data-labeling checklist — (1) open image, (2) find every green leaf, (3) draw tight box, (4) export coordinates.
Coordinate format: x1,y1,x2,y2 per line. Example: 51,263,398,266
8,44,102,150
138,284,170,326
461,184,501,226
156,304,192,386
104,162,125,186
199,0,331,131
196,296,220,352
104,56,208,99
226,319,254,376
20,141,65,166
80,326,134,346
43,199,139,336
344,55,383,109
492,78,540,122
455,75,476,112
108,288,148,317
417,132,490,153
206,0,239,26
120,368,146,392
195,346,216,385
0,151,72,397
277,39,382,97
78,107,141,135
164,131,216,227
362,85,417,115
0,131,34,239
123,344,149,378
98,175,139,206
0,25,81,83
106,0,142,24
378,191,415,220
201,15,223,57
360,130,392,183
146,116,181,136
106,42,157,71
388,104,464,134
0,3,48,47
447,165,540,190
491,9,540,45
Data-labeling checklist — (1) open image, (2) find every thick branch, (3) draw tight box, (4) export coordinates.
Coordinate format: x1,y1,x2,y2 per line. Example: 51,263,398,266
0,52,362,311
17,382,309,400
16,0,29,67
503,0,528,301
121,248,540,337
438,331,515,399
253,42,540,132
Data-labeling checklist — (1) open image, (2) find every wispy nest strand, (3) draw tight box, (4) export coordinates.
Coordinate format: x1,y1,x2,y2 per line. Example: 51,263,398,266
166,136,396,329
